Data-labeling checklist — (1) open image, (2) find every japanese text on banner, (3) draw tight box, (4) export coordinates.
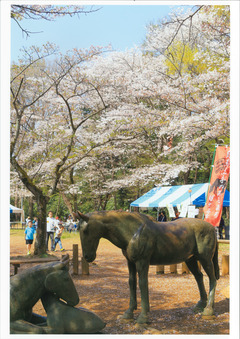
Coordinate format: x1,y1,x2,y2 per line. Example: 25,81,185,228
203,146,230,227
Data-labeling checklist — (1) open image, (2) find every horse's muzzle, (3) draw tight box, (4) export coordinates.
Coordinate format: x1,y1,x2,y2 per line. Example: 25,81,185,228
67,295,79,307
84,254,96,262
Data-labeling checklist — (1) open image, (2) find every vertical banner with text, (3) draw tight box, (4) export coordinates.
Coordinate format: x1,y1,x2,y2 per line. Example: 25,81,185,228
203,146,230,226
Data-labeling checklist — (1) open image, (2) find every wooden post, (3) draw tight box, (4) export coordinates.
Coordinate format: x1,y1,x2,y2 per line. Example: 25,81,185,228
181,262,190,274
156,265,164,274
222,254,229,276
170,264,177,274
81,256,89,275
72,244,79,275
14,264,20,275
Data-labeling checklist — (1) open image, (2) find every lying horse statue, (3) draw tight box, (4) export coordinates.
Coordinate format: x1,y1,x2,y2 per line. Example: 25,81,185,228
10,254,78,334
10,254,105,334
74,210,219,324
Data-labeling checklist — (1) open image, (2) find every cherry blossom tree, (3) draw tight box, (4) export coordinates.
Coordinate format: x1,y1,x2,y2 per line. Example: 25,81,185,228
10,44,111,254
73,5,230,200
142,5,230,178
11,5,230,247
11,4,100,37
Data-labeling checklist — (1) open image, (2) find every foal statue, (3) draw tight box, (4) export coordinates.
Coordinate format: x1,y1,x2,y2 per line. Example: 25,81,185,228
10,254,105,334
74,210,219,324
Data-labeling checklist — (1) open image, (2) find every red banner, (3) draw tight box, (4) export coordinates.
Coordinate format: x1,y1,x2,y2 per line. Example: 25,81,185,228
204,146,230,226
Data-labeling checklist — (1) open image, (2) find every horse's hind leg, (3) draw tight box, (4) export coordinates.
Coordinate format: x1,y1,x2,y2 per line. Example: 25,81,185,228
185,257,207,313
198,258,217,317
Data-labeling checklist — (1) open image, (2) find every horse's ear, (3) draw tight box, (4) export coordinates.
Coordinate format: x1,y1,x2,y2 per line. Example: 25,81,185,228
49,257,69,272
74,211,89,222
61,253,70,267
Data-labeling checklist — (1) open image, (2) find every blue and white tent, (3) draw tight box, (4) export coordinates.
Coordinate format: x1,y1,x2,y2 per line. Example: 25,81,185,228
10,204,24,213
10,204,25,226
193,189,230,207
130,183,230,208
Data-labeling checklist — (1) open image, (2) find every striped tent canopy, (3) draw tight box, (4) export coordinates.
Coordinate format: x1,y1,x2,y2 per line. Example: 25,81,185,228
130,183,230,208
10,204,24,213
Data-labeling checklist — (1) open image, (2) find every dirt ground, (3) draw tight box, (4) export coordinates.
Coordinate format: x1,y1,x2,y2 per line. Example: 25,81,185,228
10,230,229,335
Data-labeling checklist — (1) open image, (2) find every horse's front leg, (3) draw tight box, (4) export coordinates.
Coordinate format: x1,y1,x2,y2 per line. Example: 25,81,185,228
10,320,47,334
136,259,150,324
121,260,137,320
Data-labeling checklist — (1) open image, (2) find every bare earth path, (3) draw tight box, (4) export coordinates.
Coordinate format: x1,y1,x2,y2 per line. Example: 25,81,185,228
10,230,229,334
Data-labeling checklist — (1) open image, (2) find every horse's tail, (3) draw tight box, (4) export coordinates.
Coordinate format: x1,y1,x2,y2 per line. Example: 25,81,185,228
213,241,220,280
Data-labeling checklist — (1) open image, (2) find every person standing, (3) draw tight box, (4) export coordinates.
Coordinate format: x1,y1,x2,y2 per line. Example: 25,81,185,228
172,211,180,221
33,217,38,230
24,220,36,255
46,211,56,251
26,216,31,225
55,216,60,226
158,210,167,222
53,224,65,252
66,215,73,233
218,217,225,239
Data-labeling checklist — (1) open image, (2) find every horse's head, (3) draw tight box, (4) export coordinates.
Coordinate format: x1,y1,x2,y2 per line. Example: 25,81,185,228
44,257,79,306
73,211,103,263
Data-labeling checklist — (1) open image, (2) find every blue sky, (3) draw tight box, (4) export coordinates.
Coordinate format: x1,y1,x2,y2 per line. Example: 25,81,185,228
11,4,179,61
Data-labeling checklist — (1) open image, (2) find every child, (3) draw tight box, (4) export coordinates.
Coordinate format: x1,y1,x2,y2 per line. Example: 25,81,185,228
46,211,56,251
53,224,65,252
24,220,36,255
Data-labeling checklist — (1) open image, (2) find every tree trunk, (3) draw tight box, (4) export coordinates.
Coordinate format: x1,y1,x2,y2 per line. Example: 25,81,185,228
29,196,33,219
11,157,49,255
73,197,78,213
34,194,48,255
69,168,78,213
14,194,18,208
184,169,190,184
113,193,117,210
101,194,110,210
60,191,73,215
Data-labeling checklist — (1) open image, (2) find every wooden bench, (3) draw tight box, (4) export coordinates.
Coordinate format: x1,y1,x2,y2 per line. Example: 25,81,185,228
10,244,84,276
10,257,59,275
217,239,230,244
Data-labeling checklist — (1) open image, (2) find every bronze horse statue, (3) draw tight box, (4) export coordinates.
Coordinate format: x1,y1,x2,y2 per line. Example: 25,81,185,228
10,254,105,334
74,210,219,324
10,254,79,334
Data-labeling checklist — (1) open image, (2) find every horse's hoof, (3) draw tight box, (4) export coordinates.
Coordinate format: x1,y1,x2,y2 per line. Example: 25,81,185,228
118,311,134,321
202,314,216,320
136,314,149,325
194,301,207,313
117,316,134,323
134,322,148,329
202,306,215,318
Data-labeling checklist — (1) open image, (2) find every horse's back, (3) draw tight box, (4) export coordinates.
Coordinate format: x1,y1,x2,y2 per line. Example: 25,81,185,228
127,216,216,265
154,218,216,254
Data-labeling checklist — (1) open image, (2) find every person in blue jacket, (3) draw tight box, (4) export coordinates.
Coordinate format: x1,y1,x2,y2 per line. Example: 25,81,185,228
24,220,36,255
